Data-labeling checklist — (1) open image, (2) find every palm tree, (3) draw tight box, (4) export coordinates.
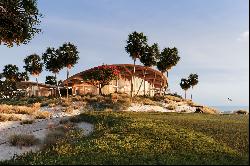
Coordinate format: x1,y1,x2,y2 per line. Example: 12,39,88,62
140,43,159,96
45,76,57,85
157,47,180,95
188,73,199,100
1,64,28,98
180,78,191,99
125,31,148,97
58,42,79,99
2,64,19,81
42,47,64,98
23,54,43,96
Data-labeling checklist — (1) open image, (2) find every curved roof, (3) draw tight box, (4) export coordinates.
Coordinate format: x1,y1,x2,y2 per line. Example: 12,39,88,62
63,64,167,88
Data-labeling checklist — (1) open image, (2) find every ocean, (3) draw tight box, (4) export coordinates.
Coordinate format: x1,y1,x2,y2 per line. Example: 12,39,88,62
210,106,249,113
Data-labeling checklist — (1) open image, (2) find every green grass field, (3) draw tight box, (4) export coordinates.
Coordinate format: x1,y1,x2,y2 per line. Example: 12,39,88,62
2,112,249,165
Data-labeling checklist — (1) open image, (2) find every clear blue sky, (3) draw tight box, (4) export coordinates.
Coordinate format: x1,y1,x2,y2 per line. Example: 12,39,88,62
0,0,249,106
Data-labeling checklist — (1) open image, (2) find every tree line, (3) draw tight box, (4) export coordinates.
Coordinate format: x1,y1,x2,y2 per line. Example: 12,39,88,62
0,42,79,99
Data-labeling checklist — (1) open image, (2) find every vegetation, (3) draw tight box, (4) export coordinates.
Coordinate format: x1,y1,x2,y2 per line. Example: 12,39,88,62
157,47,180,95
42,47,64,98
0,0,42,47
45,75,57,85
3,112,248,165
20,119,34,125
58,42,80,99
234,110,248,115
8,134,40,147
0,114,22,121
180,78,191,99
82,65,120,95
125,31,148,97
0,64,28,98
188,73,199,100
23,54,43,96
140,43,159,96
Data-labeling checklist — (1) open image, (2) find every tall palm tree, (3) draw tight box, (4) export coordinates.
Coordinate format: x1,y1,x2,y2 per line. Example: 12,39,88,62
188,73,199,100
45,75,57,85
23,54,43,96
157,47,180,95
58,42,79,99
125,31,148,97
180,78,191,99
42,47,64,98
140,43,159,96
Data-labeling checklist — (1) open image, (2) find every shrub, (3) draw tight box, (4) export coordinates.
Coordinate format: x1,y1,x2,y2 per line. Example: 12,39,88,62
165,95,182,102
40,102,49,107
34,111,51,119
0,104,39,115
166,104,177,110
0,114,21,122
166,92,183,99
152,95,165,101
235,110,248,115
42,125,74,148
61,101,71,107
20,119,34,125
9,134,40,147
72,95,82,102
64,107,74,113
141,98,157,106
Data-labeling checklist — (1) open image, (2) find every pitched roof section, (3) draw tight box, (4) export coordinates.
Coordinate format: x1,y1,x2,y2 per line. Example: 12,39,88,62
63,64,168,88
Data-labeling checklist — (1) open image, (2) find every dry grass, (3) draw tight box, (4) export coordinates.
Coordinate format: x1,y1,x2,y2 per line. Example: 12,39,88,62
165,95,183,102
0,114,22,122
64,107,74,113
0,103,41,115
8,134,40,147
33,111,51,119
166,104,177,110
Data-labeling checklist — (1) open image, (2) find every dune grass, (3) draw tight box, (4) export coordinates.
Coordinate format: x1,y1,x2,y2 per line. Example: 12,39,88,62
1,112,248,165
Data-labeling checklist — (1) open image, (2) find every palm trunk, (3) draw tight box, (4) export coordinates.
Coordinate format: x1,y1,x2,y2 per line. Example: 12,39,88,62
160,72,163,96
191,86,193,100
54,73,62,99
131,59,136,97
35,77,39,96
143,68,146,96
99,84,102,95
66,67,69,99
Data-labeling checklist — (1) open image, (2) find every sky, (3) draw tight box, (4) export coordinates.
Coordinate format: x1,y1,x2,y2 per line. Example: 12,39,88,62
0,0,249,106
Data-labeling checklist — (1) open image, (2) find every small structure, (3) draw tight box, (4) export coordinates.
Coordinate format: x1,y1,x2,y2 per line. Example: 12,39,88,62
16,81,60,97
62,64,168,96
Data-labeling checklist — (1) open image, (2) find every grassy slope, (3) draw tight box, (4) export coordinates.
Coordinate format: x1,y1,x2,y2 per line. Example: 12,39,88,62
2,112,249,165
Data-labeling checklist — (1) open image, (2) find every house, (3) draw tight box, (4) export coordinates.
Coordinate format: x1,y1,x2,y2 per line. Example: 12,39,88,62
16,64,167,97
16,81,59,97
62,64,167,96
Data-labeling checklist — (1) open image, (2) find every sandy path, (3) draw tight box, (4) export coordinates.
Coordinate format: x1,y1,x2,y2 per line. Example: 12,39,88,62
0,107,94,161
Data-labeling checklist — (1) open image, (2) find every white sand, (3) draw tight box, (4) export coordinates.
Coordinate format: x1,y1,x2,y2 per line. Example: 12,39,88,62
125,103,196,113
0,107,94,161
